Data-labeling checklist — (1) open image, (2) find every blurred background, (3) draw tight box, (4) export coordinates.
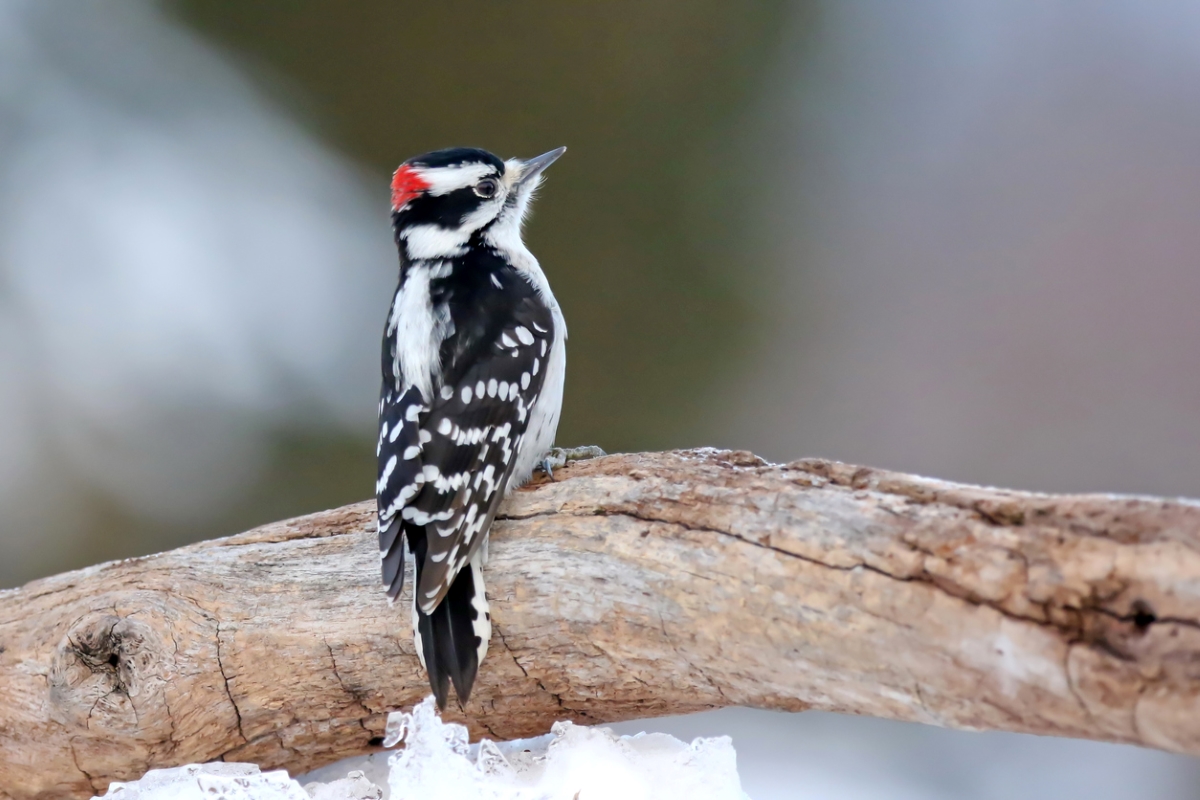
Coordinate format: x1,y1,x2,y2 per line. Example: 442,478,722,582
2,0,1198,797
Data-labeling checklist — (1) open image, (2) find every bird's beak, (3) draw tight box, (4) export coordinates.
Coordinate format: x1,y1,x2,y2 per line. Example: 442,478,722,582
515,147,566,189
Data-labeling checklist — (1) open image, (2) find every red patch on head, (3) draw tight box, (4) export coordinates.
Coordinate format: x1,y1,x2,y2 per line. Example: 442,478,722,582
391,165,431,210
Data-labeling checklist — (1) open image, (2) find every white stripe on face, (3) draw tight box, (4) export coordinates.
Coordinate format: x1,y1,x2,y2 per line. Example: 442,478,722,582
403,224,470,259
412,163,496,196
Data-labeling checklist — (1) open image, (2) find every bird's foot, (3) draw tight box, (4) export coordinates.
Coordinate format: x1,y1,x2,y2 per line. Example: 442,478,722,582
537,445,607,481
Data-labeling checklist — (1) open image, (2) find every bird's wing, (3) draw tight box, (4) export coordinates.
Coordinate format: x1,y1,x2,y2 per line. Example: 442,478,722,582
377,289,555,613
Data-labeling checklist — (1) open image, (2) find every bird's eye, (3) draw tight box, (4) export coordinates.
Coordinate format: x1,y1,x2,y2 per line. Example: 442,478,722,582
474,178,499,199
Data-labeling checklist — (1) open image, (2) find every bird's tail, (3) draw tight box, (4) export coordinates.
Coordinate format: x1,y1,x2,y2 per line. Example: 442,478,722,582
413,549,491,709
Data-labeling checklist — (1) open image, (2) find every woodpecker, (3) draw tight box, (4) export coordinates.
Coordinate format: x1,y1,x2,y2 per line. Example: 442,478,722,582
377,146,568,709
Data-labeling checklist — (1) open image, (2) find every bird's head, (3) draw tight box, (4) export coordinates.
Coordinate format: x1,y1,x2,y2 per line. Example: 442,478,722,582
390,146,565,261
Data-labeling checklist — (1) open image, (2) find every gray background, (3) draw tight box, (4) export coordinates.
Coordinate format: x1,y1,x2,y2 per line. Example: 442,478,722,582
2,1,1198,796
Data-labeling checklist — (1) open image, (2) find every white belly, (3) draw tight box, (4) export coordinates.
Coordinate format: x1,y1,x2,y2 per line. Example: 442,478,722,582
509,309,566,488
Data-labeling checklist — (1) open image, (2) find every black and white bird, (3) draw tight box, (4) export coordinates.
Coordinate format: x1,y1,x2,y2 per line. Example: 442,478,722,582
376,146,567,708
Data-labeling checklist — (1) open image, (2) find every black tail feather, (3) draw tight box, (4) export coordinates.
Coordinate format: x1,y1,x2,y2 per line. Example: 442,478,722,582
416,607,453,708
411,532,485,709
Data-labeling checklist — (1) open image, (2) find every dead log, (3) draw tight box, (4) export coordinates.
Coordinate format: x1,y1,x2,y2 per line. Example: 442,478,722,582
2,449,1200,799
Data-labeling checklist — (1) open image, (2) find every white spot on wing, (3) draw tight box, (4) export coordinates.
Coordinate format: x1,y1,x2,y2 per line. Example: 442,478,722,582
377,455,397,492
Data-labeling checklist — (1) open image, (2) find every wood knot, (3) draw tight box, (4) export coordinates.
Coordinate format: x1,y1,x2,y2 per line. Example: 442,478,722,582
1131,600,1157,633
49,610,172,734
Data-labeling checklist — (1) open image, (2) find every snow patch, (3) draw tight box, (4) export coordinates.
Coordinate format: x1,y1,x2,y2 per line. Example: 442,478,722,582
90,763,311,800
381,697,746,799
91,697,747,800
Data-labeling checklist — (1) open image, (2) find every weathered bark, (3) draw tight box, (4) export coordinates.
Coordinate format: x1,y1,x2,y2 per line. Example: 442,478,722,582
2,449,1199,798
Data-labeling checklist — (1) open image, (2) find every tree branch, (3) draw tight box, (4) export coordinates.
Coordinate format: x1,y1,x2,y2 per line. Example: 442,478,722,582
3,449,1200,799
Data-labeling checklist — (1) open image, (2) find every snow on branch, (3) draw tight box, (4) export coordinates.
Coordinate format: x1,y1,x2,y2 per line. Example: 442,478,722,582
3,449,1200,799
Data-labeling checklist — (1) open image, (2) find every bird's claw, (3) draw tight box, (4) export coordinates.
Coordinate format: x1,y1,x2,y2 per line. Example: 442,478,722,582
537,445,607,481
